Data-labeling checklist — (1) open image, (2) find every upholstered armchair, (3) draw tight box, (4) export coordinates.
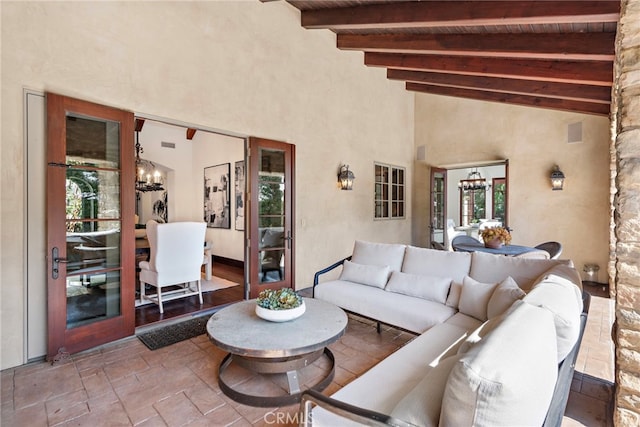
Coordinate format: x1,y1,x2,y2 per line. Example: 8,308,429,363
139,220,207,313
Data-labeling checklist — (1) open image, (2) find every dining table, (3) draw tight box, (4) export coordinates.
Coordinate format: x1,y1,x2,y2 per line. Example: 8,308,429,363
452,242,538,256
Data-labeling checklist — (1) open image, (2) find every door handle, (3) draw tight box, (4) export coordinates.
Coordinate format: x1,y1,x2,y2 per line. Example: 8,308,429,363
51,247,68,279
283,230,293,249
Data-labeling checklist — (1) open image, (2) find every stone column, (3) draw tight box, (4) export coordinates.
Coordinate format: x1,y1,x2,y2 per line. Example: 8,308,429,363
612,0,640,424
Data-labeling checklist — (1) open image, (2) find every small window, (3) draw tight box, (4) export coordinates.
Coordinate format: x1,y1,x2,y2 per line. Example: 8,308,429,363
374,163,405,219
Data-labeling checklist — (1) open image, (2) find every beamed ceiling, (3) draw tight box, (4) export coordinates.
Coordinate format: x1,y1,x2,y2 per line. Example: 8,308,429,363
285,0,620,116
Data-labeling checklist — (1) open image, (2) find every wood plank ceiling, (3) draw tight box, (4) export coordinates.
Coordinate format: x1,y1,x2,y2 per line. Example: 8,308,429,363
286,0,620,116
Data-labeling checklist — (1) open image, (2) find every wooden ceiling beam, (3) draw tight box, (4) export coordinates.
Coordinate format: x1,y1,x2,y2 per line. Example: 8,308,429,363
388,69,611,104
406,82,610,116
301,1,620,30
366,53,613,86
338,32,615,61
186,128,197,140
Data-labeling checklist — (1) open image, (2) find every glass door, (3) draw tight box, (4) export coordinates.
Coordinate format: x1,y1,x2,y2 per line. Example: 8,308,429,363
248,137,295,298
46,93,135,361
430,168,447,247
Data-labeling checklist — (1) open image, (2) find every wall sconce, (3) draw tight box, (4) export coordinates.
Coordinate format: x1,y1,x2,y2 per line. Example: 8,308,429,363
550,165,565,191
338,164,355,190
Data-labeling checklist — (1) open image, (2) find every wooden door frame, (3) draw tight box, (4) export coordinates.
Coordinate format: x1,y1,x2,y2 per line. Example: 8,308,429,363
248,137,295,298
46,93,135,360
429,167,447,245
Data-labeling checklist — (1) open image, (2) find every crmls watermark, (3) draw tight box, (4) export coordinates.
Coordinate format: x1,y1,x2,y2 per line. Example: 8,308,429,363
263,410,309,425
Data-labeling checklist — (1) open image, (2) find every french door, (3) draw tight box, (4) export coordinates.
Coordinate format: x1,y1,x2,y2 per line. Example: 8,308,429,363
430,167,447,247
46,93,135,360
248,137,295,298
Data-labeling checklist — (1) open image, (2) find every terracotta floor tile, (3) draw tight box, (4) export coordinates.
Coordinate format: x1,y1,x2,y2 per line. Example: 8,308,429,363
1,301,615,427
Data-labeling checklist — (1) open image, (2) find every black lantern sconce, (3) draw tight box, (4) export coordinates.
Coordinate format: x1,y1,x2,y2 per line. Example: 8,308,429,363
550,165,565,191
338,164,355,190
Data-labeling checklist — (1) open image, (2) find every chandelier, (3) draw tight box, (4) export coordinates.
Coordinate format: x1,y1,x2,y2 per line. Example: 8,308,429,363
458,169,488,191
135,131,165,192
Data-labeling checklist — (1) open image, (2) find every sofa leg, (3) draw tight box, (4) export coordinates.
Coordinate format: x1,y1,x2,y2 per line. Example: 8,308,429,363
377,322,381,334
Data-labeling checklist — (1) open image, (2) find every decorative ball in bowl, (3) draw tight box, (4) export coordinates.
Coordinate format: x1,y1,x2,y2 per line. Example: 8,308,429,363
255,288,305,322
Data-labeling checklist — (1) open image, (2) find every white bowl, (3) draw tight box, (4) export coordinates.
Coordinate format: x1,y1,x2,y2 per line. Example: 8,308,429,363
255,301,306,322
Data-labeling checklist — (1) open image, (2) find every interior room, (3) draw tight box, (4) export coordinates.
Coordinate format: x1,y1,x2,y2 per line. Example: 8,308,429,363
1,0,636,425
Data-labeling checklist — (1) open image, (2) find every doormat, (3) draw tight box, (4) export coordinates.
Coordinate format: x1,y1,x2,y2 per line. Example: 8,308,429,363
137,315,210,350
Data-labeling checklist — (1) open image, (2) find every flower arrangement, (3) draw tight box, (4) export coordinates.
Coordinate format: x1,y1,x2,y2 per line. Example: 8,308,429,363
480,226,512,246
256,288,303,310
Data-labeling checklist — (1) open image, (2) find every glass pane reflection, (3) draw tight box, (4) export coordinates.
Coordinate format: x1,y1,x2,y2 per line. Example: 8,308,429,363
66,270,121,328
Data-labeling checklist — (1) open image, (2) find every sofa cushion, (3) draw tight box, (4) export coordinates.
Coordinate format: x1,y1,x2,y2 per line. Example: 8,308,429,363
385,271,451,304
457,300,522,355
458,276,499,322
440,301,558,427
325,323,469,416
351,240,406,272
315,280,457,334
390,354,462,427
339,260,390,289
445,281,463,308
524,265,584,362
469,251,570,291
402,245,472,283
487,276,526,319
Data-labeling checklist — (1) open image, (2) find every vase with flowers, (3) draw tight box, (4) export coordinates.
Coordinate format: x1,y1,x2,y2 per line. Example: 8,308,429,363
480,226,512,249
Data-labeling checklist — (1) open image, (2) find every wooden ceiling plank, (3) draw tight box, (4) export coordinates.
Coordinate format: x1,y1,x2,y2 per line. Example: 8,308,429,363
406,82,610,116
366,53,613,86
301,1,620,30
387,69,611,103
337,32,616,61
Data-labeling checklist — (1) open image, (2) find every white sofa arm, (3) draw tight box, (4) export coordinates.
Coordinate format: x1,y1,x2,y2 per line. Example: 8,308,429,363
299,389,417,427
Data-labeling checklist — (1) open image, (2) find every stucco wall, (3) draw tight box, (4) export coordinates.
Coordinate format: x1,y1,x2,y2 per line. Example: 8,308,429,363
0,1,413,368
414,94,611,275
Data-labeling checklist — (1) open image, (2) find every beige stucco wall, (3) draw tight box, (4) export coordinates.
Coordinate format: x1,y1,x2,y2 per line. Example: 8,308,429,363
0,1,413,369
414,94,611,275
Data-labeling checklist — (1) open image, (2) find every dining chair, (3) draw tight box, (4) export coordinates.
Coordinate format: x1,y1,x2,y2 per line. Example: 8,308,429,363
431,241,446,251
139,220,207,313
534,241,563,259
451,235,483,252
514,249,551,259
446,219,467,251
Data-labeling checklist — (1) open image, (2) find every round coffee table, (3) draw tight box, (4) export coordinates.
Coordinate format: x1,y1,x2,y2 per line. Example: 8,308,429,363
207,298,348,407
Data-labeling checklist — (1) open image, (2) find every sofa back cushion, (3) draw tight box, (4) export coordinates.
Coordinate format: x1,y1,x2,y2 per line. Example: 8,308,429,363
385,271,452,304
524,264,584,362
441,301,558,426
469,251,570,291
339,260,390,289
351,240,406,272
402,246,471,283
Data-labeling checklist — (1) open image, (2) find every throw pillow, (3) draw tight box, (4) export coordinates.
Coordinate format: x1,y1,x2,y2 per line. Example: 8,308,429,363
487,276,526,319
390,354,462,427
458,276,499,322
339,260,390,289
445,281,463,308
385,271,452,304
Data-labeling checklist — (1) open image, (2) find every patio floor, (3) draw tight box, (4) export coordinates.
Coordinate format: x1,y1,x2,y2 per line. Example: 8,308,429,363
1,294,614,426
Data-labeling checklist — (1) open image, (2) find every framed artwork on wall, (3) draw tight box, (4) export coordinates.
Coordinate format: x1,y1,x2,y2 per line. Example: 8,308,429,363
204,163,231,229
235,160,245,231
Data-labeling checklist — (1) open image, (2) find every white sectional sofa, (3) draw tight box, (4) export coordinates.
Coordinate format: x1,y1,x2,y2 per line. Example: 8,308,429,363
302,240,589,427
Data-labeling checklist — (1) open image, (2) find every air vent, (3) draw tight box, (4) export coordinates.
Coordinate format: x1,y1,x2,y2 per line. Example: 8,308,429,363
567,122,583,144
161,141,176,149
